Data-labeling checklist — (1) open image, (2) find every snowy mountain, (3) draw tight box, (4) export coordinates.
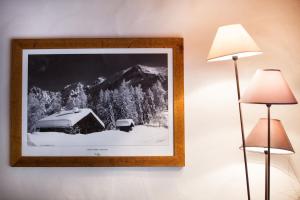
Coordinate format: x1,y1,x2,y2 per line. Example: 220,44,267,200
29,64,167,107
88,64,167,97
28,64,168,131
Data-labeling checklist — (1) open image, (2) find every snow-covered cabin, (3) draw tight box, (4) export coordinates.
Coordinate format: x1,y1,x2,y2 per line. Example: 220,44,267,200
116,119,135,132
36,108,105,134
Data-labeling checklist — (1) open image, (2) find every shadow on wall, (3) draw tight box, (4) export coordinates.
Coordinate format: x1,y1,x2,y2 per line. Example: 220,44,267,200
183,79,300,199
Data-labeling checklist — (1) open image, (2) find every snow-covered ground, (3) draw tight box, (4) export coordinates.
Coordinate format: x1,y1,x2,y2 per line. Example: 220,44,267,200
28,125,168,147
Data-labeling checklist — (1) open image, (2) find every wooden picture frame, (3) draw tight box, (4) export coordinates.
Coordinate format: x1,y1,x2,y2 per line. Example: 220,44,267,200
10,38,184,167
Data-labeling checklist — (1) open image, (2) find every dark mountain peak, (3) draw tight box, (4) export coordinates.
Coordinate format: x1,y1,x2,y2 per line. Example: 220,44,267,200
120,65,144,77
87,77,106,89
128,64,148,72
87,64,167,98
126,64,142,71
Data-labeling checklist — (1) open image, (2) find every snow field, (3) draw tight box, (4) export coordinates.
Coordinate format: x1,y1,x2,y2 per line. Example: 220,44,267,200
28,125,169,147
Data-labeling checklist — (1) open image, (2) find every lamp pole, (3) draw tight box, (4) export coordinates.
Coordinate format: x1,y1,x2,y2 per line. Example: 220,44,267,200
264,150,268,200
233,56,251,200
266,104,271,200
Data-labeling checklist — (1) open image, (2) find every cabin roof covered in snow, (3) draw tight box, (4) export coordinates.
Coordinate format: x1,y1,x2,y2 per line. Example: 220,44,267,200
116,119,135,127
36,108,105,128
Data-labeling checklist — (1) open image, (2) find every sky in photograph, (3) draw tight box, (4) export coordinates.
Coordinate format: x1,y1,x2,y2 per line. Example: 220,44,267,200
28,53,168,91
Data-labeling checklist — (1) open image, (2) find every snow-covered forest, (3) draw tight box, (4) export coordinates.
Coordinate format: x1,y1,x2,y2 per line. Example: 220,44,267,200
28,76,168,133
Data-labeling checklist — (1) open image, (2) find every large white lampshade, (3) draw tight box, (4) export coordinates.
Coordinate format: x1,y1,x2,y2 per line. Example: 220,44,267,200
241,118,294,155
207,24,262,62
240,69,298,105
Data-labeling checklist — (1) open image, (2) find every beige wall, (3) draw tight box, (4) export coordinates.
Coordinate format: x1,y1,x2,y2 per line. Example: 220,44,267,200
1,0,300,199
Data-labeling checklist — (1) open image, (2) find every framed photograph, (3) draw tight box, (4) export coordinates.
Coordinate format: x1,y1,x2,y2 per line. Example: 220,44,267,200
10,38,184,167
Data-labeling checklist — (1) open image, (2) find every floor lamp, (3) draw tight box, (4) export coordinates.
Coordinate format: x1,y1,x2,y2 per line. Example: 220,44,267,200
207,24,262,200
241,118,295,200
240,69,298,200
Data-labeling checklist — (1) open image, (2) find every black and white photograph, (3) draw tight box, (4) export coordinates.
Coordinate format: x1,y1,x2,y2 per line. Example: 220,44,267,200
22,48,174,157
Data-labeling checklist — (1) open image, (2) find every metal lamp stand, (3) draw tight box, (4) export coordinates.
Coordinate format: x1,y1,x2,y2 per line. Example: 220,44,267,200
265,104,272,200
232,56,251,200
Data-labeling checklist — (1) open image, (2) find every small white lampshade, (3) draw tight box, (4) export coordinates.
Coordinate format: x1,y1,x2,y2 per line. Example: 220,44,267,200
241,118,294,154
240,69,298,105
207,24,262,62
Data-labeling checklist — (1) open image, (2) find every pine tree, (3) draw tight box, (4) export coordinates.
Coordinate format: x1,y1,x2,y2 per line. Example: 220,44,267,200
143,88,156,123
132,85,144,124
46,92,62,115
96,89,106,120
96,89,117,130
65,83,87,109
152,80,167,112
27,92,46,132
118,80,130,118
65,97,73,110
27,87,64,132
105,90,116,129
75,83,87,108
87,93,96,112
118,80,138,122
112,88,122,120
112,80,137,122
